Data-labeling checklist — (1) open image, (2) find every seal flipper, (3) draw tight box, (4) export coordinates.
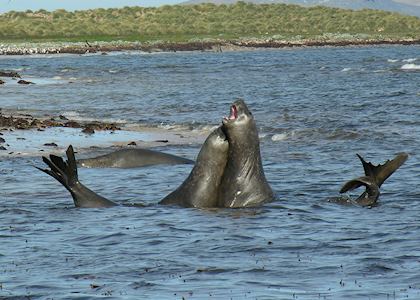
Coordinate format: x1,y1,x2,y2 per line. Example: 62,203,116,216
37,145,117,208
340,176,380,206
357,153,408,187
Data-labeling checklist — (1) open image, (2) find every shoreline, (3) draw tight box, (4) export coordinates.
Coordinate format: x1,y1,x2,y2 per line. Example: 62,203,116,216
1,38,420,55
0,111,210,156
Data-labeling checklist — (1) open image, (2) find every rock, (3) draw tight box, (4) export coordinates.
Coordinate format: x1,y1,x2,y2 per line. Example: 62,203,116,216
128,141,137,146
64,121,80,128
0,70,21,78
0,79,5,85
82,127,95,134
44,142,58,147
0,137,5,143
17,80,35,85
0,146,7,150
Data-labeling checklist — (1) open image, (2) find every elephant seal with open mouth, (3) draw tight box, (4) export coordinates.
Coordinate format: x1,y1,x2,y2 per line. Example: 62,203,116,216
217,99,274,208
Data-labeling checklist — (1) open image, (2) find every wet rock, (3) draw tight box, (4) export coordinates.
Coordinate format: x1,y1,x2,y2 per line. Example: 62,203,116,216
0,79,4,85
0,137,5,143
0,146,6,150
0,70,21,78
84,122,121,131
65,121,81,128
82,127,95,134
44,142,58,147
59,115,69,120
128,141,137,146
14,119,30,129
155,139,169,143
17,79,35,85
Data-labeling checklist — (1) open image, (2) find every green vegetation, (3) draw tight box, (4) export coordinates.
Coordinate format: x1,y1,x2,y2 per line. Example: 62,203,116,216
0,2,419,42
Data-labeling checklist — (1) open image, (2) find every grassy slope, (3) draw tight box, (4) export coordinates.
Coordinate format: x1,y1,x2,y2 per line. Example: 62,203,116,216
0,2,419,42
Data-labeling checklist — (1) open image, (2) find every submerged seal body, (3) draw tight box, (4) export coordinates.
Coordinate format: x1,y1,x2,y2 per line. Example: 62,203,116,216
78,148,194,168
218,99,274,208
37,146,118,208
159,126,229,208
339,152,408,206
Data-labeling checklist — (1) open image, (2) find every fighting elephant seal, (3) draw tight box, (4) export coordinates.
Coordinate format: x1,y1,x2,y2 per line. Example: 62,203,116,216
339,152,408,206
78,148,194,168
37,127,227,209
217,99,274,208
37,146,118,208
159,126,228,208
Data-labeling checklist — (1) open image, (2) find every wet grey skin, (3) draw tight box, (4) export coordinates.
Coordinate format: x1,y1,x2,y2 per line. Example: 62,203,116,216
159,126,229,208
217,99,274,208
37,145,118,208
78,148,194,168
339,152,408,206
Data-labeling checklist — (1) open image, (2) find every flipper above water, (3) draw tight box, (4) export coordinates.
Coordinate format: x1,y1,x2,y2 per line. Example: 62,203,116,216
37,145,117,208
356,152,408,188
339,152,408,206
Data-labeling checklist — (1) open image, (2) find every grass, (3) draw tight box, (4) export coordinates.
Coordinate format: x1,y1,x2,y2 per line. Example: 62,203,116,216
0,2,419,43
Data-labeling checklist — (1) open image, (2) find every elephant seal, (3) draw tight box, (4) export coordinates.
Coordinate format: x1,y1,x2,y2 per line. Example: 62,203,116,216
217,99,274,208
159,126,228,208
339,152,408,206
38,125,227,209
37,145,118,208
78,148,194,168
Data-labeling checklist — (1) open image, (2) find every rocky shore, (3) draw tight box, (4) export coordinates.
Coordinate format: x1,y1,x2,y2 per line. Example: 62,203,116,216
0,110,123,152
0,111,121,132
1,37,419,55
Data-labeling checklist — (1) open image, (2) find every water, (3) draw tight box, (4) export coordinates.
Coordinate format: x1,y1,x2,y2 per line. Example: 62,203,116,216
1,45,420,299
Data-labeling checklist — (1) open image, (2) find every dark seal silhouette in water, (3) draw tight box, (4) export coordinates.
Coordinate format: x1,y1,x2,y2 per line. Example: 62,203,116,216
217,99,274,208
36,146,117,208
159,126,228,208
338,152,408,206
78,148,194,168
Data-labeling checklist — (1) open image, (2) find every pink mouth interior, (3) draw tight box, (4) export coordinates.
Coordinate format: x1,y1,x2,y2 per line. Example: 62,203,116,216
228,105,238,120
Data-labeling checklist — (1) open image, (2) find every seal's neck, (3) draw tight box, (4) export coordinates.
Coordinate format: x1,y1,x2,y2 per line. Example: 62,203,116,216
227,127,262,169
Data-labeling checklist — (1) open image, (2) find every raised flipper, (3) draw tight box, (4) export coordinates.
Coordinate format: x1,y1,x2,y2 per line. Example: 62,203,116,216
37,145,117,208
357,152,408,188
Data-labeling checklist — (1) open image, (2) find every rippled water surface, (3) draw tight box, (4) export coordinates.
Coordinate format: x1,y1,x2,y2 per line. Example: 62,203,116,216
1,46,420,299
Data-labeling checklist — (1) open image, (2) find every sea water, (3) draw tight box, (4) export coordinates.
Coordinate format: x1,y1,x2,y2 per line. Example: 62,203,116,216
0,45,420,299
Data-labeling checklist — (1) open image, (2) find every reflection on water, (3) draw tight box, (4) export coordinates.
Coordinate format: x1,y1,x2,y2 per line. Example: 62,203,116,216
1,45,420,299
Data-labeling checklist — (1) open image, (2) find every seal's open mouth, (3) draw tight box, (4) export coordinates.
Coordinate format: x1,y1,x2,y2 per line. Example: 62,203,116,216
224,105,238,122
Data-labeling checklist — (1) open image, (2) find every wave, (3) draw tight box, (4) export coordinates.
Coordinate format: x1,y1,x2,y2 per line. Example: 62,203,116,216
401,63,420,70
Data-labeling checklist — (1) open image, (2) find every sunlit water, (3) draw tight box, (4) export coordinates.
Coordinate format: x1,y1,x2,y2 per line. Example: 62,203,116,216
1,46,420,299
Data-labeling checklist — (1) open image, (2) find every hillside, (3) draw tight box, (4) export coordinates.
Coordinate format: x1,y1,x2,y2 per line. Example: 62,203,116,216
181,0,420,17
0,2,419,42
